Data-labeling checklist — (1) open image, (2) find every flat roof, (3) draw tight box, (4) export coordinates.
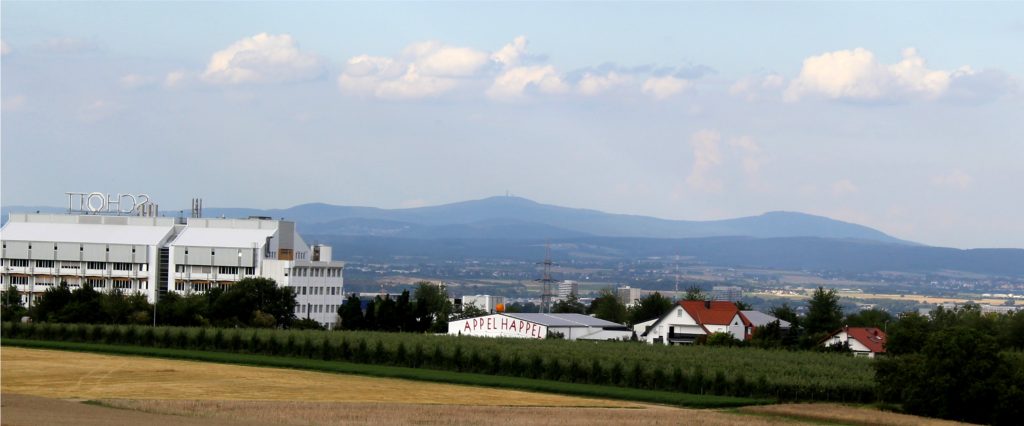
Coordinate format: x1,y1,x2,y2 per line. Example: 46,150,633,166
169,227,276,248
503,313,624,328
0,221,175,246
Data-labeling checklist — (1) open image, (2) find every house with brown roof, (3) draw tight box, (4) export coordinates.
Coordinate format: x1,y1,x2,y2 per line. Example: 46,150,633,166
821,326,887,358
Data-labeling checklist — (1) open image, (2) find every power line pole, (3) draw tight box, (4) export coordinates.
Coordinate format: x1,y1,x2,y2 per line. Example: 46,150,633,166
535,244,559,313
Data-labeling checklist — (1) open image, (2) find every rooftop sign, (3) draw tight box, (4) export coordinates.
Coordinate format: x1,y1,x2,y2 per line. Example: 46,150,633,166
66,192,155,215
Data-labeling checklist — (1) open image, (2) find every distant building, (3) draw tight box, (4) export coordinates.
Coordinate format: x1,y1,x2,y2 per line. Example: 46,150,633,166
821,327,887,358
1,202,345,329
711,285,743,302
557,280,579,300
616,286,649,306
455,294,505,314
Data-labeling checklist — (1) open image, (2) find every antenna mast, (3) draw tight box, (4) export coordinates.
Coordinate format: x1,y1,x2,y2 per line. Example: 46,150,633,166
535,244,559,313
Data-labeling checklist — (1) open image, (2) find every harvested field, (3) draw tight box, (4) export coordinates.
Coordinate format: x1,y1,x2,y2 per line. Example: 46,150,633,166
738,403,967,425
0,347,632,407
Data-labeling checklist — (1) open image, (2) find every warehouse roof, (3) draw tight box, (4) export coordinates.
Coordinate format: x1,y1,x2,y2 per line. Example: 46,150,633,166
0,221,175,245
503,313,624,328
169,227,276,248
741,310,791,329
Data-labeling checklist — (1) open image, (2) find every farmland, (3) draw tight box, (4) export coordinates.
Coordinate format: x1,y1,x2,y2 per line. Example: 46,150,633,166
2,321,874,403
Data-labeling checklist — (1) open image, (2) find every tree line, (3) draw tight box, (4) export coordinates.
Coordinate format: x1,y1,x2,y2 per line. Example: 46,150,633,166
1,277,309,329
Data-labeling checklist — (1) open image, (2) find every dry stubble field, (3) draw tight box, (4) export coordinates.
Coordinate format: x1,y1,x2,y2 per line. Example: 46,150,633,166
0,347,962,425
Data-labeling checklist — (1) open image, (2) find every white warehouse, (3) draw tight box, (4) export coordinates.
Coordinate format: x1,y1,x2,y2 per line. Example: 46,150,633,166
1,199,345,328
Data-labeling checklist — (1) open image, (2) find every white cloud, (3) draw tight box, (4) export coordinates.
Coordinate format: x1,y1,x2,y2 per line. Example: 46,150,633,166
164,70,189,88
831,179,859,196
784,48,960,102
728,136,762,176
686,130,723,192
491,36,527,67
338,39,496,99
729,74,784,101
486,65,568,101
931,169,973,190
203,33,323,84
577,72,631,96
120,73,158,90
641,76,692,100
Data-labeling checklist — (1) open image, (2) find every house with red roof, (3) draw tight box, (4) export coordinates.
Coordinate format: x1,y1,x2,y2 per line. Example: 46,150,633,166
637,300,749,345
821,326,887,358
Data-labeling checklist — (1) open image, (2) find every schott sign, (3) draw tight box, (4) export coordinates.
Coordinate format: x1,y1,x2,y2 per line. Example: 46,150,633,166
66,192,153,214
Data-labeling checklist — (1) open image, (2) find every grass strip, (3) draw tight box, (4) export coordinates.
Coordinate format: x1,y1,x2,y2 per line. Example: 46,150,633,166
3,339,772,408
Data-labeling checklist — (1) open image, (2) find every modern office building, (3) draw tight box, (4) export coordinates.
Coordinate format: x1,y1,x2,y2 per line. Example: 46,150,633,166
1,199,345,328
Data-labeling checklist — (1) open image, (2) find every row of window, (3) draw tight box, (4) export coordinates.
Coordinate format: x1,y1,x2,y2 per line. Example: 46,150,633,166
296,304,338,314
173,265,255,275
3,259,148,272
296,286,342,296
1,244,138,253
291,267,342,278
4,275,149,290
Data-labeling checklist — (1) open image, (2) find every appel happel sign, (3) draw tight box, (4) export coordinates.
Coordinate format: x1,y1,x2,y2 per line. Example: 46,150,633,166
450,314,548,339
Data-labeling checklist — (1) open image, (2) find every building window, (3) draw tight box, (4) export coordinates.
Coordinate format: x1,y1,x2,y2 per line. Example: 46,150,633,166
10,259,29,267
62,262,80,270
175,265,185,273
87,262,106,270
87,278,105,288
36,260,55,268
113,280,132,289
113,262,132,271
10,276,29,285
219,266,238,275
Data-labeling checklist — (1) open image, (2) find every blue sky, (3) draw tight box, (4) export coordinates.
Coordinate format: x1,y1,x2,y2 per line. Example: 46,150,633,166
2,2,1022,248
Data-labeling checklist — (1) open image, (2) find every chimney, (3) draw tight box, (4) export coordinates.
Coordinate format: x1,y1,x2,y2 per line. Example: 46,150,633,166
704,300,711,309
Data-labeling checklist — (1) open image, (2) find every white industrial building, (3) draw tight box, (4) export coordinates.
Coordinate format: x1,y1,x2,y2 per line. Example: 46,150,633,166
449,313,630,341
1,198,345,328
455,294,505,314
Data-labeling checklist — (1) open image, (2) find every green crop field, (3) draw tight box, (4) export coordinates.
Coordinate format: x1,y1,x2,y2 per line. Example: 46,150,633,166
1,322,876,403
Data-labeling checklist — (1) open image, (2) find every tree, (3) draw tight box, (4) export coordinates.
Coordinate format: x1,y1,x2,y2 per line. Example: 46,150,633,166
844,308,893,329
683,285,706,301
453,303,488,320
734,300,752,311
396,290,417,332
588,289,627,324
876,325,1022,424
376,295,399,331
505,301,539,313
804,286,842,338
413,281,451,333
1,285,27,321
57,284,104,324
364,298,377,330
208,277,296,328
750,320,784,349
627,292,674,325
339,294,366,330
31,282,73,322
551,293,586,314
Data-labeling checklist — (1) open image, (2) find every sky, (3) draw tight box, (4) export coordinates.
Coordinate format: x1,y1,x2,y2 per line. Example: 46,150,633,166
2,2,1022,249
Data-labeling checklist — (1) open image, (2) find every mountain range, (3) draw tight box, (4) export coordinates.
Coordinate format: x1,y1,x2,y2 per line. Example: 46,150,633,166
4,196,1022,276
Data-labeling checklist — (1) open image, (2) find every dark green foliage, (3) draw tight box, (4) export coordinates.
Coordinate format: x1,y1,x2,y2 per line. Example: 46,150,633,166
844,308,893,329
339,294,366,330
627,292,675,325
587,289,627,324
804,286,842,339
1,286,28,321
551,293,586,314
876,306,1024,424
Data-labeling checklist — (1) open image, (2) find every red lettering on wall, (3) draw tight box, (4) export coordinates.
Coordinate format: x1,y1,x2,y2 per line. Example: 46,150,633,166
501,317,509,330
463,321,471,332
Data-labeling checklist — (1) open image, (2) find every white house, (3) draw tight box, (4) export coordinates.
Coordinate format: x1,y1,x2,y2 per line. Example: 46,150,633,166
821,326,887,358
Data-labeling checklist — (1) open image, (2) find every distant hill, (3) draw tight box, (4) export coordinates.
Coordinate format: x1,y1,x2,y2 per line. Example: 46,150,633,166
187,196,912,244
5,196,1023,276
